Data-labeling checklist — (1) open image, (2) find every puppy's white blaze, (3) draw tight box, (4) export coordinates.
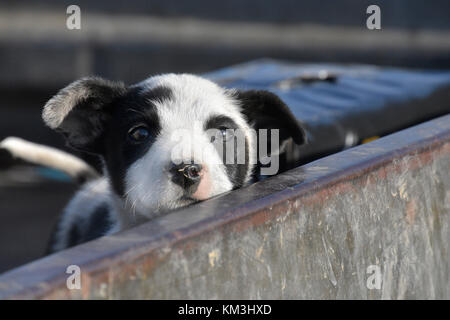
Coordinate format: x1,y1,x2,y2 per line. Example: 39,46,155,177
124,139,174,217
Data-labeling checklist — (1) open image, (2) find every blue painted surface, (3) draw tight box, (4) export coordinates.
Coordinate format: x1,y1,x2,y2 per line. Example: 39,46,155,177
205,59,450,126
35,167,71,182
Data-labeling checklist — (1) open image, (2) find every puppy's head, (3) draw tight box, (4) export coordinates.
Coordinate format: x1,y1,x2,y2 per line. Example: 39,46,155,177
43,74,306,218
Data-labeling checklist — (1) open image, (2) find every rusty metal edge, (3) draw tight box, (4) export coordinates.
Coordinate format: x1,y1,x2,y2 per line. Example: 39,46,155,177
0,113,449,299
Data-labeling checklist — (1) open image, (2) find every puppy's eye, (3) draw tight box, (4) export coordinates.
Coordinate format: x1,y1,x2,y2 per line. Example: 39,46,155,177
220,127,235,141
211,127,234,143
128,125,150,143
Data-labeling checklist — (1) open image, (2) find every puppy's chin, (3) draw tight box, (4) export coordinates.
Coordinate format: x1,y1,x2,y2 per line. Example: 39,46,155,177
173,196,198,208
127,196,197,219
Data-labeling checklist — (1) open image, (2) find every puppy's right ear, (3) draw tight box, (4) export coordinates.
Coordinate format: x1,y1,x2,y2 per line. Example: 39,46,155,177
42,77,126,154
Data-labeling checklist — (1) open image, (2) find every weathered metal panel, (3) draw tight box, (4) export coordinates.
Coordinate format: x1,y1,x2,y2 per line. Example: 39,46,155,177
0,114,449,299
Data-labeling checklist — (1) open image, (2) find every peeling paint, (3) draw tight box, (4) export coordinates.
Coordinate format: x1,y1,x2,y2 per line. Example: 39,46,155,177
398,180,409,200
208,249,220,268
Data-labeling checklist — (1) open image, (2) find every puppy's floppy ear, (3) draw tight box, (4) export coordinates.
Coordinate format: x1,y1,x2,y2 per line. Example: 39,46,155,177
235,90,307,147
42,77,126,154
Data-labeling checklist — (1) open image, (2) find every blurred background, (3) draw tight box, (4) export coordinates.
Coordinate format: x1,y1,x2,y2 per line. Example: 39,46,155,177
0,0,449,273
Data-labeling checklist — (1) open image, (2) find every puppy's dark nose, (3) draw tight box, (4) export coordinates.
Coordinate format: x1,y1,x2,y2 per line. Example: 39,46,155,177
169,163,203,191
182,164,202,181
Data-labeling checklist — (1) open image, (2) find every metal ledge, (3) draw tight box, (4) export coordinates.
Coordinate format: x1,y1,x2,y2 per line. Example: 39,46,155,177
0,114,449,299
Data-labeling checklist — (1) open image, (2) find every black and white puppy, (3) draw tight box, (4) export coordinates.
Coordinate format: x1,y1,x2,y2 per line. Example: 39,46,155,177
43,74,306,253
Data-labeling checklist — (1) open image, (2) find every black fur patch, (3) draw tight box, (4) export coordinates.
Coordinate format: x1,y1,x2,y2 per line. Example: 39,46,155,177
83,204,112,243
56,78,126,154
66,203,111,248
233,90,307,177
67,222,82,248
233,90,306,146
103,85,172,196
